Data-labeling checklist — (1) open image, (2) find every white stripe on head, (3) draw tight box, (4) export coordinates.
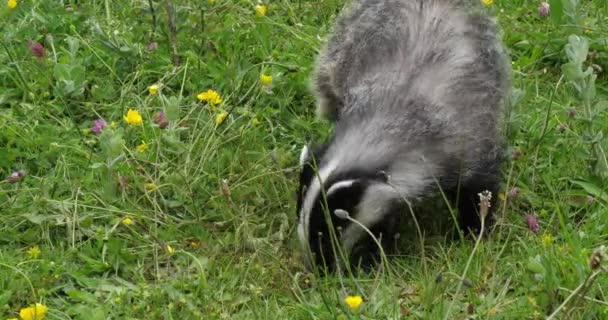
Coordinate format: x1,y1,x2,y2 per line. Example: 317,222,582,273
299,145,310,166
297,157,339,257
340,183,400,253
327,179,358,197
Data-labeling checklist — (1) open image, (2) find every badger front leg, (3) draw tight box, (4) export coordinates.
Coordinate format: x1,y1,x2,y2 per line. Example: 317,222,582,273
456,175,500,236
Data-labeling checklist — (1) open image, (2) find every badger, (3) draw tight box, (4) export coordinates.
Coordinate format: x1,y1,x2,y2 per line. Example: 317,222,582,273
295,0,510,271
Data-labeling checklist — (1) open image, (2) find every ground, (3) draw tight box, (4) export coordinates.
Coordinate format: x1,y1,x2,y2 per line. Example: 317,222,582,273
1,0,608,319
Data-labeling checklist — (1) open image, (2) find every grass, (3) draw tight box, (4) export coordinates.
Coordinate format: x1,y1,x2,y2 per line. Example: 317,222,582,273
1,0,607,319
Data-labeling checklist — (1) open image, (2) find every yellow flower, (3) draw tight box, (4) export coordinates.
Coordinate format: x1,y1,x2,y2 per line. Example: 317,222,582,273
124,109,143,126
19,303,48,320
344,295,363,311
26,246,41,259
121,217,134,226
215,111,228,126
144,183,158,191
166,244,175,254
260,74,273,86
197,89,222,106
481,0,493,5
7,0,17,9
148,84,160,95
541,233,553,247
208,0,215,3
255,5,267,17
136,141,148,153
7,318,19,320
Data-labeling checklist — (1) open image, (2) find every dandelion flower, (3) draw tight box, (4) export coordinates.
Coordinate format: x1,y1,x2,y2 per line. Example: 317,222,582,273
124,109,143,126
136,141,148,153
255,5,267,17
344,295,363,311
148,84,160,95
215,111,228,126
19,303,48,320
91,119,107,135
7,0,17,9
197,89,222,106
122,217,134,226
260,74,273,86
481,0,493,5
26,246,41,259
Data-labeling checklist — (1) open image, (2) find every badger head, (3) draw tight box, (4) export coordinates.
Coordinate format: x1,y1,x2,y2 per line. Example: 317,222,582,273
296,144,404,272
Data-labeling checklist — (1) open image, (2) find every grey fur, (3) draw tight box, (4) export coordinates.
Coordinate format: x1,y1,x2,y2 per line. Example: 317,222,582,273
298,0,510,269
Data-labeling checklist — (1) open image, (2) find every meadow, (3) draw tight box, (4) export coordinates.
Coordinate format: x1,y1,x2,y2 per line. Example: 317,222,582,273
1,0,607,319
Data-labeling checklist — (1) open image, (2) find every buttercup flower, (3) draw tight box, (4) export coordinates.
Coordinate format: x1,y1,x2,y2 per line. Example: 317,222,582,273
7,0,17,9
260,74,273,86
166,244,175,254
26,246,41,259
255,5,267,17
136,141,148,153
215,111,228,126
19,303,48,320
122,217,134,226
526,215,540,233
27,40,46,58
344,295,363,311
124,109,143,126
538,2,550,17
91,119,107,135
197,89,222,106
145,183,158,191
481,0,493,5
148,84,160,95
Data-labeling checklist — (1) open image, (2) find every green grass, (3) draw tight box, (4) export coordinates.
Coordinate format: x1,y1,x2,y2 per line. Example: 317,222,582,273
1,0,608,319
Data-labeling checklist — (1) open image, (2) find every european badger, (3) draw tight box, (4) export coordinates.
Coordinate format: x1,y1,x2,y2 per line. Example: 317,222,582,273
296,0,510,271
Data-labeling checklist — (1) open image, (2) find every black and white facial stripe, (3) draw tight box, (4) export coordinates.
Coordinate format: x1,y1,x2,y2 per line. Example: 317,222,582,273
296,145,404,270
296,0,510,271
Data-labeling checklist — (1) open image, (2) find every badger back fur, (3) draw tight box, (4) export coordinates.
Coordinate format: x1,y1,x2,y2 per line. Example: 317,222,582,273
296,0,510,271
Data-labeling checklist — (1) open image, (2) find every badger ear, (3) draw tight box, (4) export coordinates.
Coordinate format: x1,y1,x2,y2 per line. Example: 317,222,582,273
299,145,310,166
